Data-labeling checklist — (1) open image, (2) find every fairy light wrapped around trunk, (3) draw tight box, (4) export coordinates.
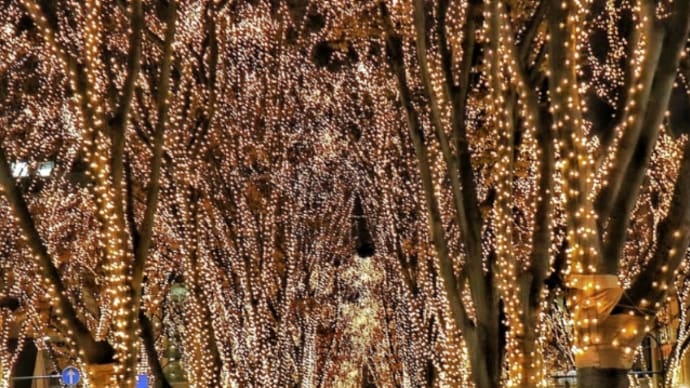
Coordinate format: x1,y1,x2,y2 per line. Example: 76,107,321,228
568,274,648,370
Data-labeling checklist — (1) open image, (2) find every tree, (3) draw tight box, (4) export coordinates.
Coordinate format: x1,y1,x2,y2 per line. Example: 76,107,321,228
545,0,690,385
1,1,418,387
0,0,175,385
314,0,690,386
331,0,556,386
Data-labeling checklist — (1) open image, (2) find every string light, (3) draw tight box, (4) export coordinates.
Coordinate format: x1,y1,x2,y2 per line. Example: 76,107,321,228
0,0,689,387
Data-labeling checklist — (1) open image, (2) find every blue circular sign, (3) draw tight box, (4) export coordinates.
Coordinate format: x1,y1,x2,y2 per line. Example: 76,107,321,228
61,366,81,386
136,374,150,388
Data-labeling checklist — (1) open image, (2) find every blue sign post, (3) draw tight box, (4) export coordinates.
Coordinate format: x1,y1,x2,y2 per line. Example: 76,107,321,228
136,374,149,388
61,366,81,386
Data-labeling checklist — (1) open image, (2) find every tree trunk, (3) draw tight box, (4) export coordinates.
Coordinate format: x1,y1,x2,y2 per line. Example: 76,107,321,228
85,363,117,387
182,194,222,386
513,335,543,388
139,312,172,388
465,314,501,388
568,276,645,388
576,367,628,388
424,359,436,387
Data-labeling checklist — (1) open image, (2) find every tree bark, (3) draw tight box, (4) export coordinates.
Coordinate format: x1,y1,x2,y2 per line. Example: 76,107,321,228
180,191,222,386
576,367,629,388
140,312,172,388
424,358,436,387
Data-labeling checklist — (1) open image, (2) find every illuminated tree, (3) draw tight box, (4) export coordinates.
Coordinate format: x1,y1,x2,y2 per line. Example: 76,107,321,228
0,0,175,385
134,2,406,387
1,1,410,387
545,0,689,386
323,1,557,386
314,0,690,387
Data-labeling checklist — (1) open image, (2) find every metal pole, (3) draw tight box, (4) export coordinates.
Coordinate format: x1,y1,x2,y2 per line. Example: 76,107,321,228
11,374,60,380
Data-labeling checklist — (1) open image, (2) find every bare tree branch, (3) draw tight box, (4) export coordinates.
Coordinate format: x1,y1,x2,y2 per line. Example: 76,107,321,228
623,138,690,308
518,0,548,65
547,0,603,272
412,0,482,273
132,0,177,310
603,1,690,273
378,3,471,334
110,0,144,200
595,0,670,224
